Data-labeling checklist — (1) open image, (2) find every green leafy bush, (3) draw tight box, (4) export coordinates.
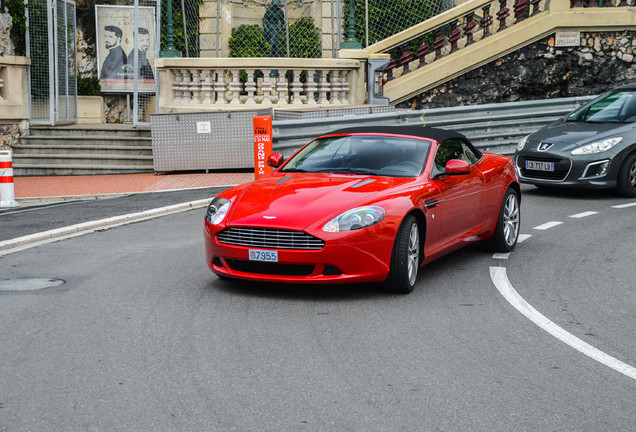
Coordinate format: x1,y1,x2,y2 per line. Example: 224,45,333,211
284,17,321,58
78,76,102,96
160,0,201,57
229,24,270,57
7,0,27,56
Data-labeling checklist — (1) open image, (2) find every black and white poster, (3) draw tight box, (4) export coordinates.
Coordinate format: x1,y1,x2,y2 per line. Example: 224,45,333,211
95,5,156,92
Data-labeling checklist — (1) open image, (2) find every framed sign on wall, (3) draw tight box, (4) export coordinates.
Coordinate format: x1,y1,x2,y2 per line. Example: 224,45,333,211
95,5,156,92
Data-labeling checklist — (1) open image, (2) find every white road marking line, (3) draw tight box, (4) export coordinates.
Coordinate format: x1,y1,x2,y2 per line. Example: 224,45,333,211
518,234,532,243
490,266,636,381
570,211,598,218
493,253,511,260
534,221,562,230
0,199,212,256
613,202,636,209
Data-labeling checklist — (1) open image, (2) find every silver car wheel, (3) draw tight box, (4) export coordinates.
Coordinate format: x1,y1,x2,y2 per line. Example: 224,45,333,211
407,223,420,286
503,193,520,247
629,160,636,189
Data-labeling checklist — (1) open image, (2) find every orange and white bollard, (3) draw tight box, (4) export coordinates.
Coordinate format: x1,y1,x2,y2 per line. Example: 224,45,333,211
0,150,19,208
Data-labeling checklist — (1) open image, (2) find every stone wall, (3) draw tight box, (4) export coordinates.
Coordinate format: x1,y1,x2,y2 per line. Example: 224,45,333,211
0,12,14,55
0,121,29,150
400,31,636,110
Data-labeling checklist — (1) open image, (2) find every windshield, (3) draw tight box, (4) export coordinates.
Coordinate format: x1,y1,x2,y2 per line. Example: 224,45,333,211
281,134,432,177
568,89,636,123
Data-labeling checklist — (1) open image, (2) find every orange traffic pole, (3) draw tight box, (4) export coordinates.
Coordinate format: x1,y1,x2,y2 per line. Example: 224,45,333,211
253,115,273,179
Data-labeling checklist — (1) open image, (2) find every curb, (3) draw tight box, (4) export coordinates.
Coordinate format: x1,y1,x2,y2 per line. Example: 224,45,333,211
0,198,211,253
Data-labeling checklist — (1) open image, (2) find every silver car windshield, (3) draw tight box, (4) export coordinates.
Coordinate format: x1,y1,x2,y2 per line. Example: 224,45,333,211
281,135,432,177
568,90,636,123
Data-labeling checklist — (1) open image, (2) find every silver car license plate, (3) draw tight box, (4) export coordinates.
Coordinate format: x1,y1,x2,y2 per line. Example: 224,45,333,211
526,160,555,172
249,249,279,262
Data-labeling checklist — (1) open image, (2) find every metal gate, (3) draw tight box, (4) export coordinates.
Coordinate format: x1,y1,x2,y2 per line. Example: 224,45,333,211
27,0,77,125
132,0,160,127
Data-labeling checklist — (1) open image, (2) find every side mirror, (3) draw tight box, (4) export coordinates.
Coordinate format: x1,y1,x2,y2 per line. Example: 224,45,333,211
267,153,284,168
444,159,471,175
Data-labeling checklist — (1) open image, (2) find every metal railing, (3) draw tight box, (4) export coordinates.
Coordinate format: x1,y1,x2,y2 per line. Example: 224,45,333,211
272,95,595,156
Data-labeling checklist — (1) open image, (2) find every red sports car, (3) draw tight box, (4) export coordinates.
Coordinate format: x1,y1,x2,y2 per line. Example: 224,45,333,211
204,126,520,293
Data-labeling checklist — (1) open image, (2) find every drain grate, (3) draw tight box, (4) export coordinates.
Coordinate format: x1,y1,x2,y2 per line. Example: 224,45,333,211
0,278,65,292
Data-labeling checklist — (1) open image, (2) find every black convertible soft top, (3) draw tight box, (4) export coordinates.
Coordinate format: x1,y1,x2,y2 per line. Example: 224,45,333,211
325,126,470,144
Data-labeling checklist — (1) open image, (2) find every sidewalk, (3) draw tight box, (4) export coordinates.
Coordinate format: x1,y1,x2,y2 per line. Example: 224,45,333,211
12,172,255,200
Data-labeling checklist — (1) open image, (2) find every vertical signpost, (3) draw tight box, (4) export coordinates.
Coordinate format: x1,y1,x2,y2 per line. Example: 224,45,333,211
254,115,273,179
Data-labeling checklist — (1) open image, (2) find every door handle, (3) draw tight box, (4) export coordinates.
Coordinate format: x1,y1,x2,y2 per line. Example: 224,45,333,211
425,198,444,208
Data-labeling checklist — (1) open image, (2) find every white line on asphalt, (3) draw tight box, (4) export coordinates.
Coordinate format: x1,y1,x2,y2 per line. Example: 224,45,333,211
490,266,636,381
493,253,511,260
570,211,598,218
0,198,212,257
518,234,532,243
534,221,563,230
612,202,636,209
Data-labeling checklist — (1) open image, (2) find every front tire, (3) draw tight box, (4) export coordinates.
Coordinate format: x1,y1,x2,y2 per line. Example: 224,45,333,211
616,152,636,198
483,188,520,253
384,215,420,294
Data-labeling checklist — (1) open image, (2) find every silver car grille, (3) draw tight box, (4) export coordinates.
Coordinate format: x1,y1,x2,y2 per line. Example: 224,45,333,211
217,227,325,250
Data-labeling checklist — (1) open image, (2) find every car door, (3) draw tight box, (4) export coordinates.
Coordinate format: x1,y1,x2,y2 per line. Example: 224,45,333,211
429,138,485,250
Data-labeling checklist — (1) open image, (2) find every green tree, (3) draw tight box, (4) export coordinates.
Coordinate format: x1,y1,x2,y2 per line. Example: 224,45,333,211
284,17,321,58
6,0,27,56
160,0,201,57
228,24,270,57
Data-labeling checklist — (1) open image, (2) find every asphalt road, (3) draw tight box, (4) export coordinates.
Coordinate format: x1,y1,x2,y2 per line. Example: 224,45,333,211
0,184,634,431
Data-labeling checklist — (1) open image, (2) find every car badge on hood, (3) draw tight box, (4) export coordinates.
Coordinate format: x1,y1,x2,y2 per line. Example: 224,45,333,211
538,142,554,151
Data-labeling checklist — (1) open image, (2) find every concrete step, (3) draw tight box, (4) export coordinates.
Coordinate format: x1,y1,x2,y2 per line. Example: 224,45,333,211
21,135,151,147
16,124,155,176
14,143,153,156
29,124,151,137
12,163,153,176
14,153,154,166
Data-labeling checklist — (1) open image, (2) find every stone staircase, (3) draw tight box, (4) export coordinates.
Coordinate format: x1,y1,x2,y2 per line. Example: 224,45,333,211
12,124,154,176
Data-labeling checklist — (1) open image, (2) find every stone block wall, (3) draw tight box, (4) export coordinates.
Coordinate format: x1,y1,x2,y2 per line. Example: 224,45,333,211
401,31,636,109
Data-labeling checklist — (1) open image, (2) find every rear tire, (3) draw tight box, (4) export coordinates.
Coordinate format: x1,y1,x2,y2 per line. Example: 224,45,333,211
616,152,636,198
482,188,520,253
384,215,420,294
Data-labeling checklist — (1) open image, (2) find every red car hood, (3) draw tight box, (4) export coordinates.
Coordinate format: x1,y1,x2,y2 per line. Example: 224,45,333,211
227,173,415,230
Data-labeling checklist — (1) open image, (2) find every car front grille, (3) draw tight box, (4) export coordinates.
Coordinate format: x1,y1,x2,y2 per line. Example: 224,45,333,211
226,259,315,276
217,227,325,250
518,156,571,181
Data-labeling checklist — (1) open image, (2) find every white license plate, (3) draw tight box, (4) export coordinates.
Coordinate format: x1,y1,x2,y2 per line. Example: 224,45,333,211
249,249,279,262
526,160,555,172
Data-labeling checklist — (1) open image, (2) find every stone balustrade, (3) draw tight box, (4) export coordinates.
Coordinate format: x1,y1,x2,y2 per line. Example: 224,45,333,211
156,58,365,112
0,56,30,121
366,0,636,104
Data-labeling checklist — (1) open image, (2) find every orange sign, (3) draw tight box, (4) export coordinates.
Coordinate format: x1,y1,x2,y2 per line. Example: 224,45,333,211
254,115,273,179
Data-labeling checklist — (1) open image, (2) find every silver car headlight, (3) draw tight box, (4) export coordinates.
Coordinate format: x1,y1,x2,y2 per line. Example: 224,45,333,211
517,135,529,151
322,206,385,232
206,197,231,224
571,137,622,155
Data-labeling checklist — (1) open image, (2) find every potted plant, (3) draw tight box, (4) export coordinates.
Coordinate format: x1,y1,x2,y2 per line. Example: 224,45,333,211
77,76,105,124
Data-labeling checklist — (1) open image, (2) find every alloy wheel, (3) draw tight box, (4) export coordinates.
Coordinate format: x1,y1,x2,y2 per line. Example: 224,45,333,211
407,223,419,286
503,193,520,247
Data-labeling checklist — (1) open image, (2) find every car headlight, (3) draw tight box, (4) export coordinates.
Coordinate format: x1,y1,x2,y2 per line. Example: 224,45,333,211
571,137,622,155
206,197,231,224
517,135,529,151
322,206,385,232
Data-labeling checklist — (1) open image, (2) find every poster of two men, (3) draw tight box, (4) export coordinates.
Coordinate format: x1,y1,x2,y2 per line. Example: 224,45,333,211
96,5,156,92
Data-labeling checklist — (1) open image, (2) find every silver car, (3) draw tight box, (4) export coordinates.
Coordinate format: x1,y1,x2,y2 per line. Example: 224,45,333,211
515,83,636,197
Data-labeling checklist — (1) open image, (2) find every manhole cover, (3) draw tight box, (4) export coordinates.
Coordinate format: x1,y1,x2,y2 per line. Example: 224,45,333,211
0,278,65,292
